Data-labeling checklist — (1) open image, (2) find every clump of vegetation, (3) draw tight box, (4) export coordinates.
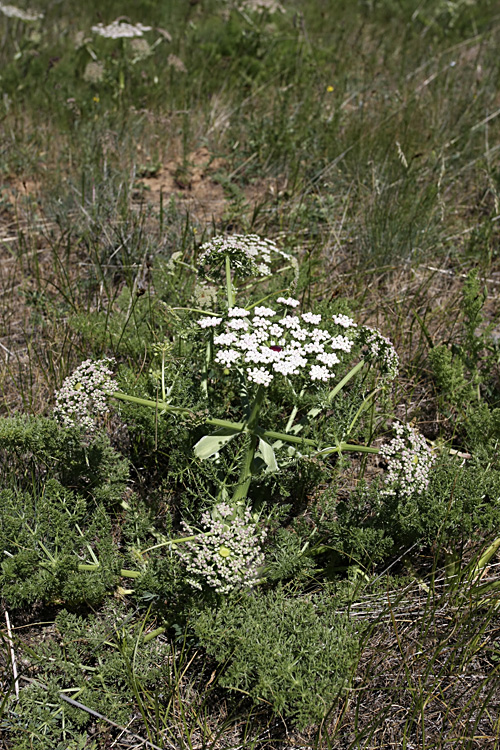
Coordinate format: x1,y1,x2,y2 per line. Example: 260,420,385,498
194,586,359,728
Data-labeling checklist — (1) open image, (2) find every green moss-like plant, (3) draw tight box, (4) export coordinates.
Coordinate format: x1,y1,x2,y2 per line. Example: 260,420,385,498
194,586,358,728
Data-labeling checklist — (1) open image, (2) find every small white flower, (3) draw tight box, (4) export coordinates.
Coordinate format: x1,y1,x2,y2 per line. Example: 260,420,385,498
281,315,300,329
268,324,284,338
178,503,266,594
198,234,279,279
252,327,269,342
277,296,300,307
291,327,308,341
361,326,399,379
214,332,238,346
198,316,222,328
303,341,325,355
253,306,276,318
310,328,331,342
380,423,434,498
273,360,299,376
236,333,258,351
244,348,273,365
215,349,241,367
228,307,250,317
247,367,274,386
206,302,361,390
227,318,249,331
317,352,340,367
284,352,307,369
330,335,354,352
301,312,322,325
54,359,116,433
251,316,271,329
332,314,357,328
310,365,334,381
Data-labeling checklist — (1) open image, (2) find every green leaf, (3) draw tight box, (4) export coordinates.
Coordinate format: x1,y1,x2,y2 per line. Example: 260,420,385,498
258,437,278,472
194,429,239,459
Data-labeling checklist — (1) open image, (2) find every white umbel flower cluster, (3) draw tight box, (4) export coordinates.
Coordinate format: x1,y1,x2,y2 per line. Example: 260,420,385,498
92,20,152,38
198,234,282,278
0,2,42,20
277,296,300,308
380,422,434,499
359,326,399,379
198,306,357,387
54,359,116,433
177,503,266,593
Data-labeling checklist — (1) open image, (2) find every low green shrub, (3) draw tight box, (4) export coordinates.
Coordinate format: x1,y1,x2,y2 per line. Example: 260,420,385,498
194,586,359,728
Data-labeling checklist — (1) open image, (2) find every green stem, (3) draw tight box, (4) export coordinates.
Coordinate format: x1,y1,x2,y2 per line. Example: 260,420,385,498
161,350,166,403
108,391,194,415
285,386,306,433
109,391,377,452
346,388,379,438
109,391,246,432
473,537,500,576
201,338,211,399
327,359,366,404
225,254,235,308
140,534,201,556
78,564,141,578
256,427,316,446
232,386,265,503
171,307,223,316
315,442,379,457
143,627,166,643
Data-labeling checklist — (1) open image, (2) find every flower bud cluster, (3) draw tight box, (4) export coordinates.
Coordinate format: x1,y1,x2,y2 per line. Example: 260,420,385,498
359,326,399,379
54,359,116,433
380,422,434,499
197,303,358,387
198,234,282,278
177,503,266,593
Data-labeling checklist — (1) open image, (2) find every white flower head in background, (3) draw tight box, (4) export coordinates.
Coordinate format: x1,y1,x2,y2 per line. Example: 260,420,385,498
83,61,105,84
198,234,288,279
0,2,43,20
239,0,285,13
92,20,152,39
167,53,187,73
54,358,116,433
359,325,399,379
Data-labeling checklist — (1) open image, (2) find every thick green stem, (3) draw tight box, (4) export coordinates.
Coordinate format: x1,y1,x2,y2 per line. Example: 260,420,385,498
232,386,265,503
225,254,235,308
257,427,316,446
232,434,258,503
109,392,378,454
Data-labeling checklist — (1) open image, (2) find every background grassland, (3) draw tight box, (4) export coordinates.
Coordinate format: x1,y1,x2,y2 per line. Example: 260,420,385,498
1,0,500,748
